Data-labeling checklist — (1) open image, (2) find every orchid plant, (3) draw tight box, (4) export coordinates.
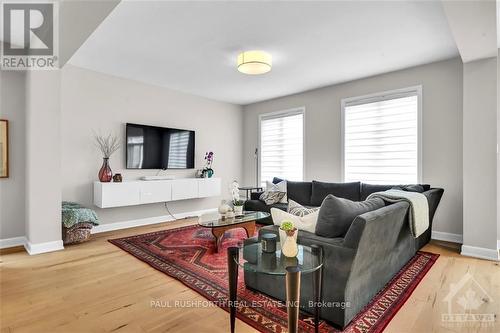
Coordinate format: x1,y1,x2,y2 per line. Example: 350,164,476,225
231,180,244,206
204,151,214,169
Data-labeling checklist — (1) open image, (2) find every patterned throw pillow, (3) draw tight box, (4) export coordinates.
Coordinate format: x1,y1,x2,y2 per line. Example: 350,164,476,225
267,180,287,203
258,180,288,205
260,191,286,205
287,199,320,217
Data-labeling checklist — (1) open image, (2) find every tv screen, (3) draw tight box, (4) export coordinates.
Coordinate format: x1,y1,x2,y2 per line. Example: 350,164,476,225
126,123,195,169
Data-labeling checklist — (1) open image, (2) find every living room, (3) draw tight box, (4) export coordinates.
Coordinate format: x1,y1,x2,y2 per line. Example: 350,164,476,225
1,1,499,332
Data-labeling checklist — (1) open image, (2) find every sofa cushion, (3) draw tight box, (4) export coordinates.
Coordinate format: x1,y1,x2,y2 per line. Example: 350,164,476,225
250,191,264,200
244,200,287,214
311,181,360,205
273,177,313,205
315,194,385,238
360,183,431,200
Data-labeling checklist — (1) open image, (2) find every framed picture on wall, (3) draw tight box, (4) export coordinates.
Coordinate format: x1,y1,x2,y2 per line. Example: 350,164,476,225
0,119,8,178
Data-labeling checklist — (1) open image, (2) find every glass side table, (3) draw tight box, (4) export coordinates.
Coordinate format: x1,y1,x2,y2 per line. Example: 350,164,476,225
227,241,323,333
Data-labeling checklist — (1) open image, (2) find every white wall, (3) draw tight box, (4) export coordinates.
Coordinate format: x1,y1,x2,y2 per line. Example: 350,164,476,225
25,70,63,249
462,57,498,255
0,70,26,240
60,65,243,225
498,50,500,245
243,58,463,236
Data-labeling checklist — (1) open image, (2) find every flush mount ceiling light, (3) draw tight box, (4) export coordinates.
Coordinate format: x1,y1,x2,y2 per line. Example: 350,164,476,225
237,50,272,75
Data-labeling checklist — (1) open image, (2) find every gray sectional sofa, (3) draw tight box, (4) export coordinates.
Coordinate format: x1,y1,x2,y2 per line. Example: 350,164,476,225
243,178,444,328
244,177,444,249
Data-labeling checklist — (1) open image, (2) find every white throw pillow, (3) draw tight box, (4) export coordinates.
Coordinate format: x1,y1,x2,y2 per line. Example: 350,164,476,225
265,180,287,204
271,207,318,234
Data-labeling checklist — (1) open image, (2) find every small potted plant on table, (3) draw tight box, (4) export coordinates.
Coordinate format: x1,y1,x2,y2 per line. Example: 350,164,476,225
279,220,298,257
230,181,244,216
233,199,244,216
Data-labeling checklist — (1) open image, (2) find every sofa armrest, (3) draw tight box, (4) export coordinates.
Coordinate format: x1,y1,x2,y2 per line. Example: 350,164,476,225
422,188,444,222
343,201,410,249
259,225,355,263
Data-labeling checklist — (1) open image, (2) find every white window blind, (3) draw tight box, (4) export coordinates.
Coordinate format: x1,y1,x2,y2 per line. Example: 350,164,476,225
343,88,421,184
260,110,304,186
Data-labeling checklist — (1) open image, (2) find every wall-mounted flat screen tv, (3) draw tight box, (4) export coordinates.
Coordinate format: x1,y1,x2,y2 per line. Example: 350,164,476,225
126,123,195,169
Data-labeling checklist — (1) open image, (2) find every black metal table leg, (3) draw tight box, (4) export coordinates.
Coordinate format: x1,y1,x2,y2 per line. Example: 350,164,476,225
311,245,324,333
227,247,239,333
285,266,301,333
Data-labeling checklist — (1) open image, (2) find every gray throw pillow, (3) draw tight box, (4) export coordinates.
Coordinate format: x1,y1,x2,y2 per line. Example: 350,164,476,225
315,194,385,238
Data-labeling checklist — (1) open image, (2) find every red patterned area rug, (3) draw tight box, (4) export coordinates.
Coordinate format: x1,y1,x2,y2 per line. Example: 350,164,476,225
109,224,438,333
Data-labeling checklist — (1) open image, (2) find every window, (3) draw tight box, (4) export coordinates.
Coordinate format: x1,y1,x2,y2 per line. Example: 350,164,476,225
342,87,421,184
259,108,304,186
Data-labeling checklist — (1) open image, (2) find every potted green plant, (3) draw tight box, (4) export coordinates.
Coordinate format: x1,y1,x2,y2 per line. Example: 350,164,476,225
279,220,298,257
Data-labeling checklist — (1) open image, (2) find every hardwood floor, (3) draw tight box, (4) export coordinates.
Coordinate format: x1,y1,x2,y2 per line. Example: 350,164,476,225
1,219,499,333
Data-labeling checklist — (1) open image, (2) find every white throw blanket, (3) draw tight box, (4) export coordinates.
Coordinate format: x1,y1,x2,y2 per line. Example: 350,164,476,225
367,189,429,238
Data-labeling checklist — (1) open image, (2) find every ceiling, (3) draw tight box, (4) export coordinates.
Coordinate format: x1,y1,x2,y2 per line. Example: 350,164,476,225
442,0,497,63
69,1,459,105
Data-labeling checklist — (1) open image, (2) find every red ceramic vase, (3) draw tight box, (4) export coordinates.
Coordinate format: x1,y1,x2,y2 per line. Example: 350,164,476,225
98,158,113,182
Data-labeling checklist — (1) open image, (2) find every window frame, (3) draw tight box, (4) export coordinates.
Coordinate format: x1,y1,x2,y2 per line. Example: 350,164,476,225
340,86,423,184
258,107,306,186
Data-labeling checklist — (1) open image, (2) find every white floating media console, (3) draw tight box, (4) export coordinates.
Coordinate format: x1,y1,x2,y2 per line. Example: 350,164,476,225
93,178,221,208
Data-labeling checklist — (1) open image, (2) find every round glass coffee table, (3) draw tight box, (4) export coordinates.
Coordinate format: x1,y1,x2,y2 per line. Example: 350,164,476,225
227,239,323,333
198,211,270,253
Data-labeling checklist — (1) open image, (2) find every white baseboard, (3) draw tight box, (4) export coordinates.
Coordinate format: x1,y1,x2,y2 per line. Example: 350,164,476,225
91,208,218,234
1,208,217,253
431,231,463,244
24,240,64,255
0,236,27,249
461,245,500,262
